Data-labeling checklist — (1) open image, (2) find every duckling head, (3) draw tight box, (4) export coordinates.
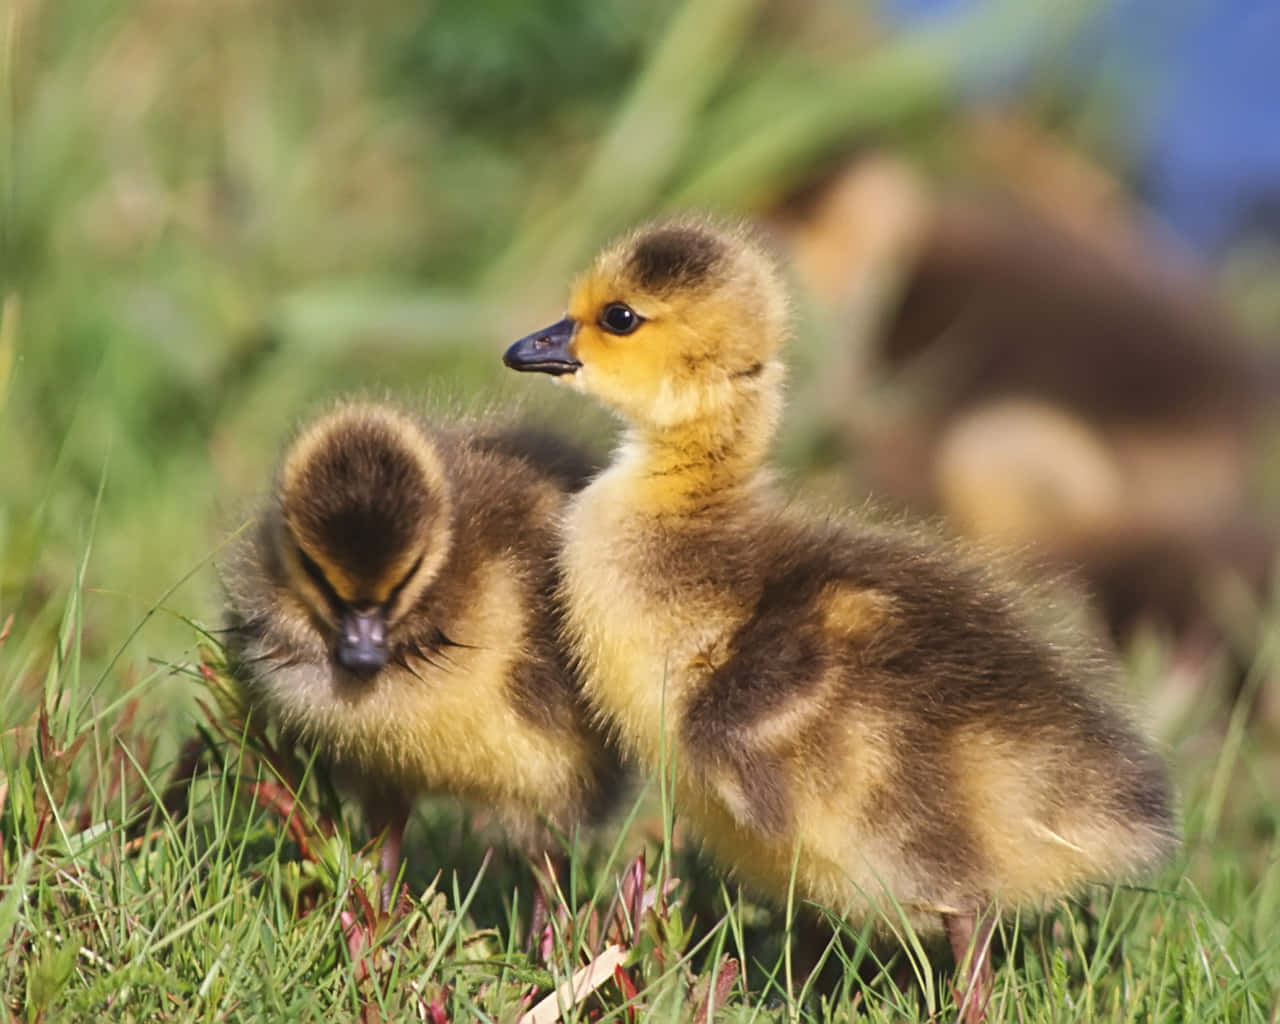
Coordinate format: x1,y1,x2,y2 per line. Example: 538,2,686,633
275,404,452,678
505,217,789,435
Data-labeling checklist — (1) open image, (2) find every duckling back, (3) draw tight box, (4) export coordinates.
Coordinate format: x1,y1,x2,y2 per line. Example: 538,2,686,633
556,479,1173,926
687,514,1172,915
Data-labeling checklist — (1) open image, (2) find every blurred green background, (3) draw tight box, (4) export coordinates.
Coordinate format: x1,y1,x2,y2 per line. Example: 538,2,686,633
3,0,1280,1016
3,0,1278,746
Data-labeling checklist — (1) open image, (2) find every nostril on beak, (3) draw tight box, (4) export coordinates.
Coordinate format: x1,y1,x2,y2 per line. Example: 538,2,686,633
503,318,582,375
338,609,388,677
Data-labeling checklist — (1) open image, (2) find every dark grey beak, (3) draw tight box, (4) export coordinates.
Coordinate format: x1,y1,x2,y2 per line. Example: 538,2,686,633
503,317,582,376
337,609,388,677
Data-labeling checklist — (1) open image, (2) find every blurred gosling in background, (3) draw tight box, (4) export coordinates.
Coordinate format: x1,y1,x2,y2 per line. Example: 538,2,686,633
778,153,1279,725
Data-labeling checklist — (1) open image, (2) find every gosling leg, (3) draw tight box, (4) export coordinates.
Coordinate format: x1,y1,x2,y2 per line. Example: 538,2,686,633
944,907,995,1024
160,735,207,821
527,851,566,960
365,796,410,912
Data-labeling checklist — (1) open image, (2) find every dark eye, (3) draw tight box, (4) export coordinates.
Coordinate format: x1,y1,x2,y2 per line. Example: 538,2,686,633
598,303,642,335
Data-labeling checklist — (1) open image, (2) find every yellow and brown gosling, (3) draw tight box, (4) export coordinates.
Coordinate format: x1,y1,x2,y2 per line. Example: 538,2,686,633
503,217,1177,1020
222,401,621,909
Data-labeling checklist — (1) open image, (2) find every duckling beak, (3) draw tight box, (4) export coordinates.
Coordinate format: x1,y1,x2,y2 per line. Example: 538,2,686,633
503,317,582,376
337,609,388,677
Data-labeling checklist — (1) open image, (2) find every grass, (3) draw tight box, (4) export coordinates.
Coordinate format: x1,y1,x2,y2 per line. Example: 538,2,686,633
2,0,1279,1019
2,584,1278,1021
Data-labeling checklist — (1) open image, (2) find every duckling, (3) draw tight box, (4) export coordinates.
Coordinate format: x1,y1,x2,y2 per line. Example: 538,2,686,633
778,154,1279,656
934,399,1278,728
222,401,621,909
504,217,1176,1020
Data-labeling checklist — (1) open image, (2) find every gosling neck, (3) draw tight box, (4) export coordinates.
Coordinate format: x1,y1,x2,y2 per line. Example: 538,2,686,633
613,361,784,511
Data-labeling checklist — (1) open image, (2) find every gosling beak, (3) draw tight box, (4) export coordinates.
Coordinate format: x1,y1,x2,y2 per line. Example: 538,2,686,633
503,317,582,376
337,609,388,677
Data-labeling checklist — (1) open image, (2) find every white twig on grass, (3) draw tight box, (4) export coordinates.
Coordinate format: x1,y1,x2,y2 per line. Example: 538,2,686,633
517,943,628,1024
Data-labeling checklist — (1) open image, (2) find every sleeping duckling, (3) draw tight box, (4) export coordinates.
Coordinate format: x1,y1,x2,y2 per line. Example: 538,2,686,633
223,401,621,908
504,217,1176,1019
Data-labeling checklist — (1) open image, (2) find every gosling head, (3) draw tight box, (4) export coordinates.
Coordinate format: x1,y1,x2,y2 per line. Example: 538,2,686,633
504,216,789,431
275,404,452,678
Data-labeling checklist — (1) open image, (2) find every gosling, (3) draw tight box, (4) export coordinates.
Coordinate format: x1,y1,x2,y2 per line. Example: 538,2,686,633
222,401,621,910
503,217,1176,1020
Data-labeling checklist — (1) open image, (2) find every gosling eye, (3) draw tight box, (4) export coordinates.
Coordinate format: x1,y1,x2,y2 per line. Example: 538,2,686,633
598,302,643,336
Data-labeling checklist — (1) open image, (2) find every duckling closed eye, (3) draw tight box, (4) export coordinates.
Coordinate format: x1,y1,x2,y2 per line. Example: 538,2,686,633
504,216,1177,1021
222,401,623,910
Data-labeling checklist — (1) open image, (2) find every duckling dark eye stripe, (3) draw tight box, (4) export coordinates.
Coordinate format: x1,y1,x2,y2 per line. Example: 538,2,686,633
732,362,765,379
296,546,344,613
385,554,424,608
